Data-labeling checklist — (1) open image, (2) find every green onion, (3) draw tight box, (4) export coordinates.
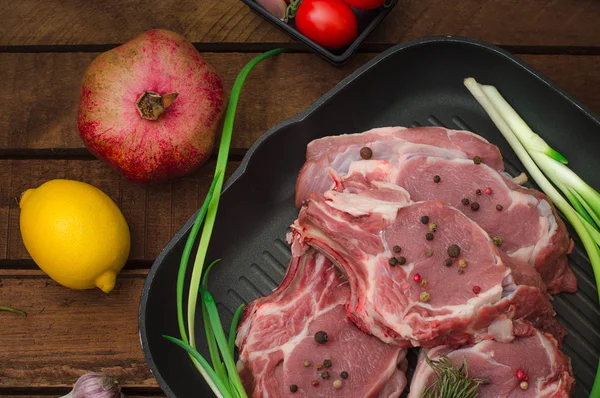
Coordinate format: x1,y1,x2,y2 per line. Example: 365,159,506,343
165,48,284,397
0,306,26,316
464,77,600,397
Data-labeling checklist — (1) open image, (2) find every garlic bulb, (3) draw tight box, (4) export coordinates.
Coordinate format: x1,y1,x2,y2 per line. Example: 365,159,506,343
61,372,123,398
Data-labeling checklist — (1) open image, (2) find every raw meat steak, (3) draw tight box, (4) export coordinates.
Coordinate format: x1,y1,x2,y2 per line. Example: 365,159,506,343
295,126,504,207
292,185,558,348
334,155,576,294
236,249,407,398
408,329,574,397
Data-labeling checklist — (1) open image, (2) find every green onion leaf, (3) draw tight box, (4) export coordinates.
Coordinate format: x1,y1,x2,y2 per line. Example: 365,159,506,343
163,335,233,398
201,259,226,380
0,306,26,316
229,304,245,356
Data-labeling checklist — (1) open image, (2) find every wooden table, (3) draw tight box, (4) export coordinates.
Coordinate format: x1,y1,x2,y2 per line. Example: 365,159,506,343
1,0,599,396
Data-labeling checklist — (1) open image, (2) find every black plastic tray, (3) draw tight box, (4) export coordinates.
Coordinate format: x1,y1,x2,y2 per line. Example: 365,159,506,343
240,0,398,65
139,36,600,397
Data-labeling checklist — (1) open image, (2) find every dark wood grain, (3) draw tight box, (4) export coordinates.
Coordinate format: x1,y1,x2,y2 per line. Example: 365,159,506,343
2,52,600,154
1,52,369,152
1,0,599,48
0,160,239,263
0,269,156,388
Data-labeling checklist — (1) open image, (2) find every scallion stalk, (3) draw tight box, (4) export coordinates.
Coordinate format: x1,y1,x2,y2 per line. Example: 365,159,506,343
464,77,600,397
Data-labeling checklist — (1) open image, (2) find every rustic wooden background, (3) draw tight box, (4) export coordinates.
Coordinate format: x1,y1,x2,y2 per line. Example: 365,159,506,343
1,0,599,396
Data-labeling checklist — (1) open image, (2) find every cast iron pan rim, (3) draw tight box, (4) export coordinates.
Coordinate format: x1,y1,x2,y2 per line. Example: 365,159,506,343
138,35,600,397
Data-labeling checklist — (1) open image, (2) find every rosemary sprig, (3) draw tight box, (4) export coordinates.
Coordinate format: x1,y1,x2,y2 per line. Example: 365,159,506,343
421,353,486,398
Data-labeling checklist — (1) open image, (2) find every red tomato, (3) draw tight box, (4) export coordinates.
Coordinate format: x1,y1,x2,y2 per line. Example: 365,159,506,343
342,0,386,9
295,0,358,49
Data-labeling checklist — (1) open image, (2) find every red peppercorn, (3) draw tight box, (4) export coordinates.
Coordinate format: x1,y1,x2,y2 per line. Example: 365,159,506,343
523,374,529,382
472,285,481,294
413,273,422,283
516,368,525,381
484,187,493,195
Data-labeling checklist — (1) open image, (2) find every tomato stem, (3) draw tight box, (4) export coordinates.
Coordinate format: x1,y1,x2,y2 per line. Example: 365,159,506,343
285,0,302,22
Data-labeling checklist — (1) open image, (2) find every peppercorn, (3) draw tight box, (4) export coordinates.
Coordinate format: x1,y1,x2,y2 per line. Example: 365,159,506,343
314,331,328,344
420,292,431,302
413,273,422,283
304,360,311,367
496,204,503,211
471,202,480,211
473,286,481,294
484,187,493,195
389,257,398,266
393,245,402,253
428,223,437,232
421,215,430,224
444,258,453,267
447,244,461,258
426,232,434,241
323,359,332,368
520,381,529,390
290,384,298,393
425,248,433,257
397,256,406,265
459,259,468,268
420,279,428,287
458,268,465,274
492,236,503,247
340,371,349,379
461,198,470,206
360,147,372,160
333,380,343,389
311,380,320,386
516,369,525,381
317,364,323,370
433,175,441,183
476,189,482,195
473,156,482,165
321,371,330,379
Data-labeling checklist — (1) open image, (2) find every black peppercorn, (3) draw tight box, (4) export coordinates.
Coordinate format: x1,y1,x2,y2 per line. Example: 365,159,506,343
340,371,349,379
444,258,453,267
360,147,373,160
433,175,441,183
476,189,482,195
314,331,328,344
397,256,406,265
461,198,470,206
393,245,402,253
323,359,332,368
447,244,461,258
496,204,503,211
321,371,331,379
473,156,482,165
426,232,434,241
389,257,398,266
471,202,480,211
421,216,429,224
290,384,298,393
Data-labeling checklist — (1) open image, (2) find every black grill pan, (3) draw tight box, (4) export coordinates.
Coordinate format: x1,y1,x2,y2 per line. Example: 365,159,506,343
139,36,600,397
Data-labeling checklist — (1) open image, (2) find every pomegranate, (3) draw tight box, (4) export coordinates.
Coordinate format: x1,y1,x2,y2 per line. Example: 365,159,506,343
78,29,225,183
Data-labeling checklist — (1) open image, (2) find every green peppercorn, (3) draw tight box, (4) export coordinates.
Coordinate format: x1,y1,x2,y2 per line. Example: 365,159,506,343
314,331,328,344
473,156,482,165
458,268,465,274
493,236,503,246
425,248,433,257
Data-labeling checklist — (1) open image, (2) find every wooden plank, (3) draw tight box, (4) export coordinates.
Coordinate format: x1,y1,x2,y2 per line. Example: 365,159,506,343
0,269,156,388
0,160,239,262
3,52,600,153
0,0,599,47
1,52,368,151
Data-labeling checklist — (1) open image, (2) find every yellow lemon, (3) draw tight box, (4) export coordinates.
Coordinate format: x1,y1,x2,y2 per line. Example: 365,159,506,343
19,179,130,293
